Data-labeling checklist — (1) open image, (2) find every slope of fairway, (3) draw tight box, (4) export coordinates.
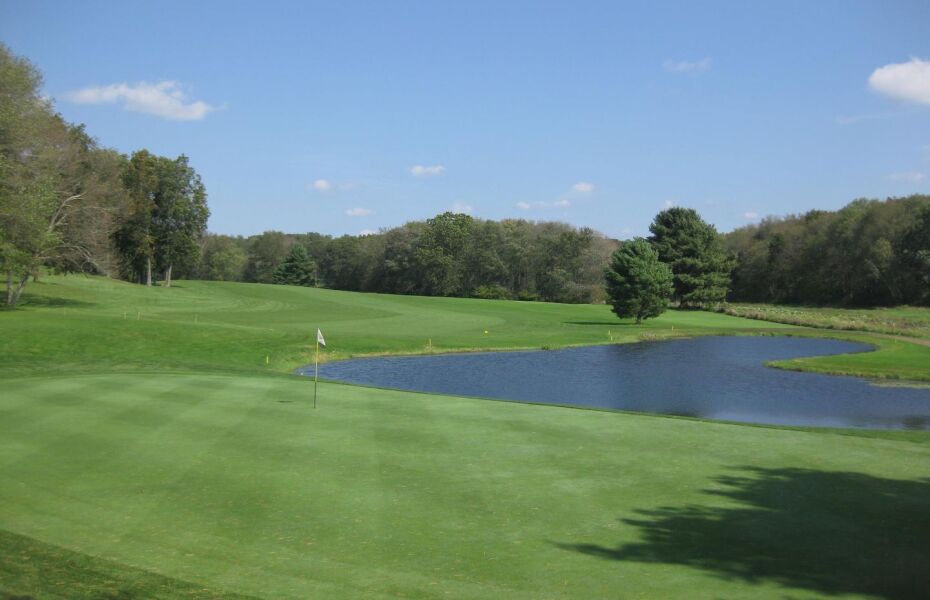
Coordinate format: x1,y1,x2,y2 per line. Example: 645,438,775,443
7,275,930,382
1,275,797,377
2,276,930,599
2,374,928,599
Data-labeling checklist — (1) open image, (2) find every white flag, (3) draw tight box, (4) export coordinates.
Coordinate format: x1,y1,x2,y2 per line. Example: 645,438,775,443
317,328,326,347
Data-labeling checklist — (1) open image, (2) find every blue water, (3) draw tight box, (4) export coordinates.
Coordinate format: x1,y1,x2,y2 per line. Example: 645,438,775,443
304,336,930,430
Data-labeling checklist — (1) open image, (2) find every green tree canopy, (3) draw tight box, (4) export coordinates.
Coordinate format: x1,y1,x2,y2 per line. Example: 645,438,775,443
272,244,317,287
1,44,122,305
648,207,733,307
198,234,247,281
604,238,673,323
152,155,209,286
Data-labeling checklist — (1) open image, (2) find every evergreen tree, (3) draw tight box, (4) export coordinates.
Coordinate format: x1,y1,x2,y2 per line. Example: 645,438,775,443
648,207,733,307
272,245,317,286
604,238,673,323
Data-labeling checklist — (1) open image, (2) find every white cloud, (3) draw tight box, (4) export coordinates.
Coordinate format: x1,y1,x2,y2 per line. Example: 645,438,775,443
887,171,926,184
311,179,332,192
358,229,376,236
663,57,712,74
345,207,373,216
66,80,216,120
743,211,760,220
410,164,446,177
868,58,930,105
450,202,473,214
835,111,901,125
572,181,594,193
663,200,676,209
518,199,573,210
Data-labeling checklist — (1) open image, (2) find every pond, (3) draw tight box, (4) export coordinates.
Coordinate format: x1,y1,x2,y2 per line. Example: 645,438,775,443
305,336,930,430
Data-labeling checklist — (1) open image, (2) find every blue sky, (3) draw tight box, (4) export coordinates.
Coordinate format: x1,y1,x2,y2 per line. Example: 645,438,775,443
2,1,929,238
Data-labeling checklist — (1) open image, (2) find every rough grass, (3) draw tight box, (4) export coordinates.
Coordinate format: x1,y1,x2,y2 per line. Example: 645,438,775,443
1,276,929,599
722,303,930,340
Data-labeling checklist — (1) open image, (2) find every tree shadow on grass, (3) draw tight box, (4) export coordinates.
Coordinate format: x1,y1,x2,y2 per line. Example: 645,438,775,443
555,467,930,599
15,294,95,309
563,321,632,326
0,528,259,599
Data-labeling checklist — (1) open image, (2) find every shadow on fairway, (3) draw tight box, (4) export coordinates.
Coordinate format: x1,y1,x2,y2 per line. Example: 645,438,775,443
0,529,259,599
555,466,930,599
16,295,95,309
562,321,634,326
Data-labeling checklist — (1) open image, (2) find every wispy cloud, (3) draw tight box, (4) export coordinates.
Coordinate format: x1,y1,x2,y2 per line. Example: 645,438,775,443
410,164,446,177
743,211,760,220
359,229,376,236
307,179,361,193
572,181,594,193
663,200,676,209
450,202,473,214
887,171,926,184
516,200,571,210
835,111,904,125
663,57,712,75
345,207,373,216
66,81,217,121
869,58,930,105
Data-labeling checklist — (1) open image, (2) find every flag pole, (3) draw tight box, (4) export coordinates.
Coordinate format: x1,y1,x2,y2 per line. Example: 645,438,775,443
314,338,319,409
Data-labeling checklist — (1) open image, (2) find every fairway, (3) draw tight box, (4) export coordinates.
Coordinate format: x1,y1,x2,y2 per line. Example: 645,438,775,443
3,374,929,599
2,276,930,599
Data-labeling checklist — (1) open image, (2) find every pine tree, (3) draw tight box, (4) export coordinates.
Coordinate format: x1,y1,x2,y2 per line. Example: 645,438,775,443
648,207,733,307
604,238,673,323
272,245,317,286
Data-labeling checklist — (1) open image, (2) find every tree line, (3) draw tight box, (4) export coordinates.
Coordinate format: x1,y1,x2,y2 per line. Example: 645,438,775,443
601,196,930,323
195,213,618,303
1,44,208,306
723,195,930,307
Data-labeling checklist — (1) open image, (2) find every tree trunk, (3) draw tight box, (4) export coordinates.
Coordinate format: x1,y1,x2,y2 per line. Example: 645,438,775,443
164,264,172,287
9,274,29,308
146,256,152,287
6,270,13,306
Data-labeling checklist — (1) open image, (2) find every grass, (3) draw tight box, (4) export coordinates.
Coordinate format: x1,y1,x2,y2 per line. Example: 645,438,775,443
718,303,930,382
1,275,929,599
1,276,797,377
722,303,930,340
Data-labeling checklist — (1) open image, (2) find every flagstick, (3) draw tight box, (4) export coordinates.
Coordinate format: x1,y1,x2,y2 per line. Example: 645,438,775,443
314,339,319,409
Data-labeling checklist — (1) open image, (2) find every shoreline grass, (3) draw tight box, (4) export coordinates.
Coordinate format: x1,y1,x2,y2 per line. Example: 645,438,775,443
721,302,930,340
